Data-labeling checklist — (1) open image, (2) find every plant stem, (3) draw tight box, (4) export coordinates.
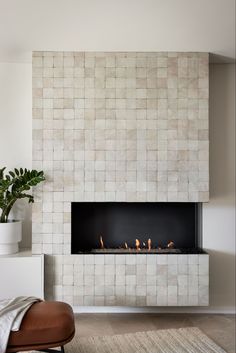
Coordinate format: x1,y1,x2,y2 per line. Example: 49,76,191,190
0,198,16,222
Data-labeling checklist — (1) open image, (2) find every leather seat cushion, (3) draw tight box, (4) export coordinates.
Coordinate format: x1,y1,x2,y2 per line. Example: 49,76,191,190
8,301,75,348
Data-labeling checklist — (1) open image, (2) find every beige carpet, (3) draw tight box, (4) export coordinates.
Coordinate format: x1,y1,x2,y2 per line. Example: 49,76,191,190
66,327,227,353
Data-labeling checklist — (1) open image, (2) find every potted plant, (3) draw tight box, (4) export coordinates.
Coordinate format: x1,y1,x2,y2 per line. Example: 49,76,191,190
0,167,45,255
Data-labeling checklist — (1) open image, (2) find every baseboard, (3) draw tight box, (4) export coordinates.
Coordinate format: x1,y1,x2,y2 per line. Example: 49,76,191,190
73,306,236,314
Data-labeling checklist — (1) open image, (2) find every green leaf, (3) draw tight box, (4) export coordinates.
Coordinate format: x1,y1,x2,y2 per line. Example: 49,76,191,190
0,167,45,222
0,167,6,179
9,171,15,178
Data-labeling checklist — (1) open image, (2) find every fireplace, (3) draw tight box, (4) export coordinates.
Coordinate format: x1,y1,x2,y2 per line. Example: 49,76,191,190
71,202,203,254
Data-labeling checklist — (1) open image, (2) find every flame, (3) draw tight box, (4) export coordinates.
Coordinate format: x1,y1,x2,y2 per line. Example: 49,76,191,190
135,239,141,251
167,240,175,249
100,236,104,249
98,235,175,252
148,238,152,251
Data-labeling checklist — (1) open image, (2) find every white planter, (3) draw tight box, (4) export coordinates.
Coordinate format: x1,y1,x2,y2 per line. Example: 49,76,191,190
0,221,22,255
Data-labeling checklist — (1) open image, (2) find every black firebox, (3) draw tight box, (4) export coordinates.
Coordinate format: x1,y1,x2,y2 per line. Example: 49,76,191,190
71,202,202,254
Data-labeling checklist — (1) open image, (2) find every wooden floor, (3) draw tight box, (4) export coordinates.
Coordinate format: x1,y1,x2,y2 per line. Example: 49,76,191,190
74,313,235,353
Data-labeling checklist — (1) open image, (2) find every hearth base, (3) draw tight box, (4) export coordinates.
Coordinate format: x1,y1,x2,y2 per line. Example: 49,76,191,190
45,253,209,307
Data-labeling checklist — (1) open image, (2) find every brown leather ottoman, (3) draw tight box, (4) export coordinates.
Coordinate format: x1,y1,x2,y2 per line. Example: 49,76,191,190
7,301,75,353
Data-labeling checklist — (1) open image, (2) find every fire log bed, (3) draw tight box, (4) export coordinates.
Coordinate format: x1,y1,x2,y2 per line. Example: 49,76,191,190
76,248,206,254
75,235,207,255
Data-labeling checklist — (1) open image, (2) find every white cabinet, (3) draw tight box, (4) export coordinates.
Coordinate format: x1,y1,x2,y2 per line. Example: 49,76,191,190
0,250,44,300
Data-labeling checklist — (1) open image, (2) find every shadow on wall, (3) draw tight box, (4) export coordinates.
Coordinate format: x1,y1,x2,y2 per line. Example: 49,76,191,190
209,63,235,200
203,63,235,310
11,199,32,249
206,249,235,308
209,53,236,64
44,255,54,300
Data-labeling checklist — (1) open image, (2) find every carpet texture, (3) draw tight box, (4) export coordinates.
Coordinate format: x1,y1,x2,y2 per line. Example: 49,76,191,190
66,327,227,353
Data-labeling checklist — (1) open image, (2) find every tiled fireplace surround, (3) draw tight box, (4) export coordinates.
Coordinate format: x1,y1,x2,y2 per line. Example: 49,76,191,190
32,52,209,306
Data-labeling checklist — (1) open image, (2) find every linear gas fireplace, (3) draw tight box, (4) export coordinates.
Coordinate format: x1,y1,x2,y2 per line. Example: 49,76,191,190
71,202,203,255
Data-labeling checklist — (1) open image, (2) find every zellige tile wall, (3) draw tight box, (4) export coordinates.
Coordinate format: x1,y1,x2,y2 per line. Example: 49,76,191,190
32,52,209,306
32,51,209,255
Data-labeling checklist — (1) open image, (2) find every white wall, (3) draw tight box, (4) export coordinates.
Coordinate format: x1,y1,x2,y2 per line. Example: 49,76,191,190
0,62,32,247
0,0,235,61
203,64,235,312
0,59,235,312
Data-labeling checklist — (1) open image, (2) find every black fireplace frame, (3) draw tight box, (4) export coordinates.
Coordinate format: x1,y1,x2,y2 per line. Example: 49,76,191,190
71,202,203,254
